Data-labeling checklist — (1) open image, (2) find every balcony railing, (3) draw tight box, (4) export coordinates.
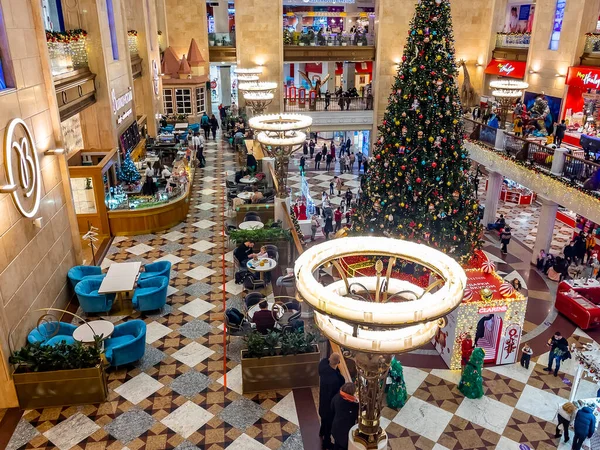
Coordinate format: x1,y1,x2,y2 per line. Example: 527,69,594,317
495,32,530,49
464,117,600,193
209,32,236,47
283,96,372,112
584,34,600,53
46,30,89,77
285,31,375,47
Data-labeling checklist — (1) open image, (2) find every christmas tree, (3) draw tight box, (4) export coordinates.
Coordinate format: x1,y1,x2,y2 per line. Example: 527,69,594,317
118,151,141,184
353,0,481,263
386,357,408,408
458,347,484,399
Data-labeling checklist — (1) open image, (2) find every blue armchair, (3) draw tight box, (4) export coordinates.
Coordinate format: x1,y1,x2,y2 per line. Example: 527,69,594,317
104,320,146,367
133,276,168,312
75,278,115,314
68,265,102,288
28,322,77,346
138,261,171,282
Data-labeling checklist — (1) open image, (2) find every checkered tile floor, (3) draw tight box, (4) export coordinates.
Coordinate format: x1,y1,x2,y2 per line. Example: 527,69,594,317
6,138,598,450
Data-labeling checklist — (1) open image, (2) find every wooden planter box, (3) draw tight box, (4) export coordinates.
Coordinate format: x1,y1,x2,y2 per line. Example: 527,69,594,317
13,365,108,409
241,347,320,393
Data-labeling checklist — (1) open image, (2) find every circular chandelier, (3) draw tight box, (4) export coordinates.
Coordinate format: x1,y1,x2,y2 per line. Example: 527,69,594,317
489,79,529,129
234,67,262,82
294,236,466,448
238,81,278,102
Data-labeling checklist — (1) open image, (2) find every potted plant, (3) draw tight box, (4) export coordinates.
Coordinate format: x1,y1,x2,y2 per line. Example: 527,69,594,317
299,33,310,46
357,32,368,46
317,29,326,46
340,34,348,46
283,29,292,45
241,330,320,393
9,339,108,409
307,30,316,46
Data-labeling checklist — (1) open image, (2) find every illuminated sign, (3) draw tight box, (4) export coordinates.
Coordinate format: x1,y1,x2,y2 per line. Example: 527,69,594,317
484,59,526,79
565,66,600,89
478,305,508,314
0,118,41,218
112,87,133,114
498,63,515,76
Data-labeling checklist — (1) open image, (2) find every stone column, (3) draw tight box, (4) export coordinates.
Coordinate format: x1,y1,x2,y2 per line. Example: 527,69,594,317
213,0,229,34
343,2,358,31
220,66,232,107
343,63,356,91
482,171,503,227
235,0,283,113
530,196,559,265
323,62,335,92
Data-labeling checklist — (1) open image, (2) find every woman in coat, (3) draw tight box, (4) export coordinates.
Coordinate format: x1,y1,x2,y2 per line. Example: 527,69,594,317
209,114,219,140
555,402,577,443
331,382,359,450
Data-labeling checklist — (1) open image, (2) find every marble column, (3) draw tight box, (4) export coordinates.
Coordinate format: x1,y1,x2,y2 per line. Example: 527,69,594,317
213,0,229,34
323,62,335,93
220,66,232,107
343,63,356,90
482,171,503,227
235,0,283,113
530,196,559,265
165,0,210,71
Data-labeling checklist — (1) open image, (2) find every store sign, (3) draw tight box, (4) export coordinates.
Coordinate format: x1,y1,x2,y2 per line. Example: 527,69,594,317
566,66,600,89
112,87,133,125
0,118,41,218
484,59,526,79
478,305,508,314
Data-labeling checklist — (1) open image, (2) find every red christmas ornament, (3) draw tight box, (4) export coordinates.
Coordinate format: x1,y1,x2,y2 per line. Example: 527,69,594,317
401,165,406,170
416,178,422,183
412,157,417,162
376,154,381,160
431,162,437,168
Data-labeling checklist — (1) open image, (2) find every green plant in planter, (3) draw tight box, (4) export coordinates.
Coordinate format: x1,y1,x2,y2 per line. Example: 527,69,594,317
228,221,291,245
244,331,267,359
283,29,292,45
9,338,102,373
243,330,319,358
263,331,280,356
280,330,318,355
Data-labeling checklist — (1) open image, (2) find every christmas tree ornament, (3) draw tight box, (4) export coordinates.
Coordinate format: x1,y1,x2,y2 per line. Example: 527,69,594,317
499,282,515,297
481,260,495,274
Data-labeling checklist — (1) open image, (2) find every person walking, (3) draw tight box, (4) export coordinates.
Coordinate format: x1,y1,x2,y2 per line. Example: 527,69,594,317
303,140,308,156
345,188,353,209
310,214,320,242
309,139,316,159
299,155,306,176
330,178,335,195
336,176,343,196
544,331,569,377
330,143,336,162
586,232,597,263
555,119,567,147
330,382,359,450
324,90,331,111
356,151,363,172
334,207,343,232
201,112,210,139
564,241,577,266
324,213,333,240
322,143,328,159
363,156,369,173
555,402,577,443
210,114,219,140
337,94,345,111
572,405,596,450
326,153,333,172
315,151,322,170
500,226,512,255
318,353,345,450
193,132,205,167
349,152,355,171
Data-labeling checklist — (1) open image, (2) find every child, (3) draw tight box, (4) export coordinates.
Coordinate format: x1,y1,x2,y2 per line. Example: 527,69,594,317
256,246,268,259
520,344,533,369
330,179,335,195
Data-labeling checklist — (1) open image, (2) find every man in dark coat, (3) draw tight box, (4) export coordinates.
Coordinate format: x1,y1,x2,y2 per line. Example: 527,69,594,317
544,331,569,377
572,406,596,450
331,382,359,450
319,353,345,450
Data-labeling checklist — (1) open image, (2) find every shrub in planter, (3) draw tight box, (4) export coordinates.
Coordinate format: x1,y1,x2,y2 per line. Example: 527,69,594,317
228,221,291,245
10,339,102,372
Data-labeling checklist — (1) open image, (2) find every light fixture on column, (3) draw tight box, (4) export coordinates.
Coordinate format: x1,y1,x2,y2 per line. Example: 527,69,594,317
249,113,312,197
489,79,529,129
295,237,466,449
234,67,263,82
238,81,278,116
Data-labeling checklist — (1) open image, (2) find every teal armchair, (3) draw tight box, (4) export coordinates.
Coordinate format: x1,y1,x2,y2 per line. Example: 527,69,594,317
138,261,171,282
133,276,169,312
75,278,115,314
104,320,146,367
27,322,77,346
68,265,102,288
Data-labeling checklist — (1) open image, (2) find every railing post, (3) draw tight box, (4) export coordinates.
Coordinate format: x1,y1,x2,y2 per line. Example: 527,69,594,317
551,148,568,176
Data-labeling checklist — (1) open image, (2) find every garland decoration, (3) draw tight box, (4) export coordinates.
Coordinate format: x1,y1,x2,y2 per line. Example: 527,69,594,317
45,29,87,44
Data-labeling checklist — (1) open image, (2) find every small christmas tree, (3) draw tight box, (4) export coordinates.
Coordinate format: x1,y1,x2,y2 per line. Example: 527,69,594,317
458,347,484,399
386,357,408,408
352,0,482,263
118,151,141,184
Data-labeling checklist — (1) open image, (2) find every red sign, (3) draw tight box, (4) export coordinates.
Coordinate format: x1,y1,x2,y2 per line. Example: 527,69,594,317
478,305,508,314
566,66,600,89
484,59,526,79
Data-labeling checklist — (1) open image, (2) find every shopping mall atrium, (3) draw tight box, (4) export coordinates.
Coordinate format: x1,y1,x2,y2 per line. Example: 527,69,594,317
5,0,600,449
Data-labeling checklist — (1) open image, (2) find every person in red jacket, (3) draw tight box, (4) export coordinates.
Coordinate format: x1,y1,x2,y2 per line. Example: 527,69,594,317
461,334,474,366
334,207,343,232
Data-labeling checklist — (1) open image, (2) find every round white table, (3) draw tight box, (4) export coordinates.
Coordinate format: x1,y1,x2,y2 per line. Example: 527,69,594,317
239,221,264,230
237,192,253,201
73,320,115,343
239,176,258,184
247,257,276,280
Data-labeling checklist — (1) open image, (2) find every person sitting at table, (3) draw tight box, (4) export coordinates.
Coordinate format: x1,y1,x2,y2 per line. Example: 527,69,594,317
256,246,268,259
247,152,258,175
251,187,264,204
234,240,256,266
252,300,276,334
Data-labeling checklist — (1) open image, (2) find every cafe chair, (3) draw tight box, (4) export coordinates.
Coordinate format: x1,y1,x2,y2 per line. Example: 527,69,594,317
75,278,116,314
243,212,262,222
243,273,266,291
139,261,172,282
244,292,264,316
133,276,169,312
104,320,147,367
27,321,77,346
264,244,279,262
225,308,252,348
68,265,103,288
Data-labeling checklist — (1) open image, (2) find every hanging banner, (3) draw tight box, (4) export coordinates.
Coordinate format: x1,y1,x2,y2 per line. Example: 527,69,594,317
484,59,527,79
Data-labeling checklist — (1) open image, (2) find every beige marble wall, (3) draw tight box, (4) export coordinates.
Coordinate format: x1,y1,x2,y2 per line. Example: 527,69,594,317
526,0,600,98
126,0,163,136
0,0,80,408
164,0,209,78
234,0,283,113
